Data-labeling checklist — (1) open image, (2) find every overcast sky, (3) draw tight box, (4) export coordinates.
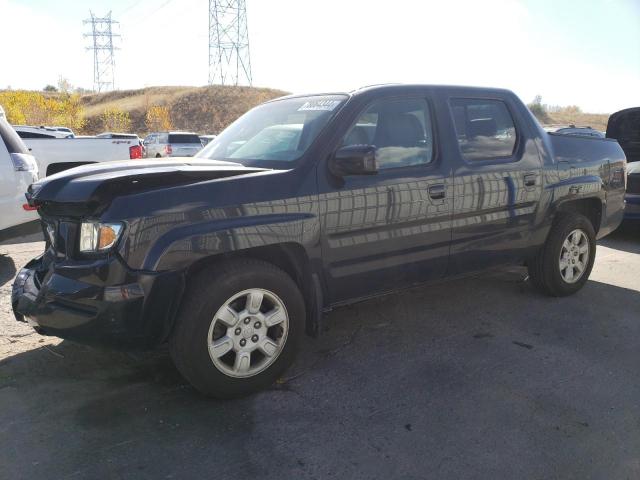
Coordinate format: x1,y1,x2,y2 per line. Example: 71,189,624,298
0,0,638,113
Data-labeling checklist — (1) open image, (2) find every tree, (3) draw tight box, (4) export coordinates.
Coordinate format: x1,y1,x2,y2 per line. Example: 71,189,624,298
101,107,132,132
527,95,550,124
145,105,172,132
57,76,73,94
0,90,85,131
43,85,58,92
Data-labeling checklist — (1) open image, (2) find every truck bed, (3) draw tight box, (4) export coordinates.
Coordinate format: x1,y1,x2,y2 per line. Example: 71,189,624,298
23,137,139,176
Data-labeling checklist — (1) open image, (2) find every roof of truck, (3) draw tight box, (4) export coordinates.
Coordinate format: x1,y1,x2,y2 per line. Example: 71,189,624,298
265,84,514,104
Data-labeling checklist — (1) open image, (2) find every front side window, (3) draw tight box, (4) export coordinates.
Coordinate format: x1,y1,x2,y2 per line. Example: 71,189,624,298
199,95,347,168
342,98,434,170
450,98,517,161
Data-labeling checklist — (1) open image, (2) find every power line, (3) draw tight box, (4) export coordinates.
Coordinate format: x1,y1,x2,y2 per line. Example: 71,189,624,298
83,11,120,92
208,0,252,86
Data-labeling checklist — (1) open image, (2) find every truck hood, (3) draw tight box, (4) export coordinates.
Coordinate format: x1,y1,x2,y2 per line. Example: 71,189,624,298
607,107,640,163
27,158,268,214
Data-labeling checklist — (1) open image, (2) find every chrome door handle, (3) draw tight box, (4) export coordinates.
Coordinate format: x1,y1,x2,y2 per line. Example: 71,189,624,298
428,184,446,200
524,174,536,187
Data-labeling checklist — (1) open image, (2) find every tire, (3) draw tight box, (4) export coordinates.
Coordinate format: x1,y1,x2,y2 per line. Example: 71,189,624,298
169,259,305,398
528,213,596,297
155,153,161,158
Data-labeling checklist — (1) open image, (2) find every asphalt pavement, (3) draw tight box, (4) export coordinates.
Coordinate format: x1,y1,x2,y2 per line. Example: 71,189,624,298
0,226,638,479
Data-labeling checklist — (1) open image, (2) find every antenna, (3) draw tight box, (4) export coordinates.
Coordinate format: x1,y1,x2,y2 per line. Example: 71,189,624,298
208,0,252,86
83,11,120,92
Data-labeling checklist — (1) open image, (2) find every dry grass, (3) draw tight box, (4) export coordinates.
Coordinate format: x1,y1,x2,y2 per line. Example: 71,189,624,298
543,111,610,132
79,85,288,135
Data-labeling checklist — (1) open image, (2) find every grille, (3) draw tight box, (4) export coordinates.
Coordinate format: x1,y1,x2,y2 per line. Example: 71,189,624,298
628,174,640,194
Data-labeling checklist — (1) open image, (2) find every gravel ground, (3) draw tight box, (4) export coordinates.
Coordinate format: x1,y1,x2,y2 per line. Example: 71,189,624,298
0,226,639,479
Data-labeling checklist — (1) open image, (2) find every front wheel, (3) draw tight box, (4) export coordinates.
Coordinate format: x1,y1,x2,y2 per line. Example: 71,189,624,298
528,213,596,296
169,259,305,398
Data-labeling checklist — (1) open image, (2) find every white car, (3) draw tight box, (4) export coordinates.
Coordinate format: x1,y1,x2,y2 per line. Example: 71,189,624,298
18,133,144,177
0,119,39,242
13,125,74,138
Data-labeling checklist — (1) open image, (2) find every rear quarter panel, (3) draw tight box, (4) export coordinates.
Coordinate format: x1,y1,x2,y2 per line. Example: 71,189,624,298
544,133,626,237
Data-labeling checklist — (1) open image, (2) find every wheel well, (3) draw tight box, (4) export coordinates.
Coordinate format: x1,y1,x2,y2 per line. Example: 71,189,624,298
185,243,319,335
557,198,603,233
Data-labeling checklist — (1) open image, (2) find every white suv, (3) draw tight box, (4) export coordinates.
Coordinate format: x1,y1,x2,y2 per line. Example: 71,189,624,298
0,119,40,242
143,132,203,158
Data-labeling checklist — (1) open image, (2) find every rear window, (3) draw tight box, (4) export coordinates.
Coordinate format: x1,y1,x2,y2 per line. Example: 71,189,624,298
168,134,201,144
17,131,57,139
0,120,29,154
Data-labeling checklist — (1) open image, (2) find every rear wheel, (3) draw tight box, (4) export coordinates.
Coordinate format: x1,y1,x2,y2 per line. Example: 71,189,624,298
169,259,305,398
528,213,596,296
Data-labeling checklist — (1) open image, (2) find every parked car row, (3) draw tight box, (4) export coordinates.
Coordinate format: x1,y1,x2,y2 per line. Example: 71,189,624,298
10,126,216,176
0,96,637,250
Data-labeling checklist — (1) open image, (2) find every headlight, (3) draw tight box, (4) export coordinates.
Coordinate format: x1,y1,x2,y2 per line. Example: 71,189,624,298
11,153,38,172
79,222,123,252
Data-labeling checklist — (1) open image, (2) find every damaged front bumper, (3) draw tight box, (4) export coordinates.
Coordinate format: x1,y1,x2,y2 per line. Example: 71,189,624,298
11,252,184,349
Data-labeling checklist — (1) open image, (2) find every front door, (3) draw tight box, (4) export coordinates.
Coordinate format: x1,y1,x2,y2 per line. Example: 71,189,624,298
318,96,452,304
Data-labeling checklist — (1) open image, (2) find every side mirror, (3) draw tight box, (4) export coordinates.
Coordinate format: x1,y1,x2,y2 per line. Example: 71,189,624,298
329,145,378,176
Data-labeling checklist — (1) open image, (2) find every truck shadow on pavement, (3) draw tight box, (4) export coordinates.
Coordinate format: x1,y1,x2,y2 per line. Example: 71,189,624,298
0,254,16,287
599,223,640,253
1,266,640,479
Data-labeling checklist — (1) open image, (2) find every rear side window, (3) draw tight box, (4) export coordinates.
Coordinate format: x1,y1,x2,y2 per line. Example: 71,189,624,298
168,134,201,144
0,120,29,154
450,98,517,161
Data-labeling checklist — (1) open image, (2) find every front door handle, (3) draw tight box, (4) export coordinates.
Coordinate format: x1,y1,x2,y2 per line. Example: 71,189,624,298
428,184,446,200
524,173,537,187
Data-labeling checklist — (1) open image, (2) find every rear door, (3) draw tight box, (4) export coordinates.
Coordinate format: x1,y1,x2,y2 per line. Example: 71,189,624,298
318,95,453,304
447,94,543,274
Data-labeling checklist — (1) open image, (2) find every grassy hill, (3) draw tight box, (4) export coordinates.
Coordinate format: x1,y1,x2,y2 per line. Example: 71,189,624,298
80,85,288,135
83,86,608,135
2,85,611,136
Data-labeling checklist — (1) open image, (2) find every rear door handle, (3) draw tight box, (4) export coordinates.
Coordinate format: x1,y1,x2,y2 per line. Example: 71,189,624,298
524,173,537,187
428,184,446,200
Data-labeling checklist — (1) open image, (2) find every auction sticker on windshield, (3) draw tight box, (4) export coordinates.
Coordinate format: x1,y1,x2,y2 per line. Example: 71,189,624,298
297,99,342,112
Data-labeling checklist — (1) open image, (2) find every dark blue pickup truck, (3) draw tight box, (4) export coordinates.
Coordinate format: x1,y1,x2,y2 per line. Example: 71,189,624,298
12,85,627,397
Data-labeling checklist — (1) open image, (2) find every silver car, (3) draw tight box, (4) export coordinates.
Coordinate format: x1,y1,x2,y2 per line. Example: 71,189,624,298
143,132,203,158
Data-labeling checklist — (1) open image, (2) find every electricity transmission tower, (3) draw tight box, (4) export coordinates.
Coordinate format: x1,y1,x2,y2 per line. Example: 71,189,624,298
208,0,252,86
83,11,120,92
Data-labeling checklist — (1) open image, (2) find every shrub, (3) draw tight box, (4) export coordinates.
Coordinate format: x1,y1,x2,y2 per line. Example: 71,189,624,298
101,107,132,132
0,90,85,130
145,105,172,132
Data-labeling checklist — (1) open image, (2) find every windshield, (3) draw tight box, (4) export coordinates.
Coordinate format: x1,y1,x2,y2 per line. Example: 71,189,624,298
198,95,347,168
